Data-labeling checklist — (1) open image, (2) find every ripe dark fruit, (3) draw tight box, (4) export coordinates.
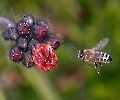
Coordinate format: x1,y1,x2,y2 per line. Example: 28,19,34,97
22,51,34,68
9,46,23,62
23,15,34,26
47,35,60,50
32,20,49,39
17,37,28,49
17,21,31,36
2,27,19,40
28,39,39,51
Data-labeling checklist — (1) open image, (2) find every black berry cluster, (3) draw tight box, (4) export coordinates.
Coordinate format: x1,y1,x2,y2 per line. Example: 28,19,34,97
2,15,60,68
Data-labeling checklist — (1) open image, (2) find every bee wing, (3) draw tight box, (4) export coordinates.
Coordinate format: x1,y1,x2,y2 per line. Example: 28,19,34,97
92,38,109,51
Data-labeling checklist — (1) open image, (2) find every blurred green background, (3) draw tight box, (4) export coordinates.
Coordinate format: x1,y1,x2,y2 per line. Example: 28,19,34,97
0,0,120,100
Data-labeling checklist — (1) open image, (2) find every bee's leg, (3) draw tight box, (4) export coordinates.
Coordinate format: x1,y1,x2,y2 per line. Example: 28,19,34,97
94,62,98,68
99,62,102,66
87,62,92,68
94,62,101,75
82,57,84,62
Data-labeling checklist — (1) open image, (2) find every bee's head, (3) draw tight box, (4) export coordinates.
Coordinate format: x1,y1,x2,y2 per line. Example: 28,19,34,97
78,49,84,58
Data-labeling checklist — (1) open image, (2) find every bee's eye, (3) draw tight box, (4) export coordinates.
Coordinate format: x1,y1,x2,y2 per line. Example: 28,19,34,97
79,50,84,58
80,54,83,57
78,53,83,58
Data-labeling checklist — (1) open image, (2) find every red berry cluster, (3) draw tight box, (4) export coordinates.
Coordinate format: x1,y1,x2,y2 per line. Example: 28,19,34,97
2,15,60,72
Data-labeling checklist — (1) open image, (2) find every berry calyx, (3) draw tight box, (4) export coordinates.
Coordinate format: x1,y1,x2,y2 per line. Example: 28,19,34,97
17,37,28,49
22,51,34,68
2,27,19,40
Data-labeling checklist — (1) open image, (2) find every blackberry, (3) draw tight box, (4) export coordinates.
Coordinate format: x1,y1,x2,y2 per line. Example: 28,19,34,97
17,21,31,36
2,27,19,40
9,45,23,62
32,20,49,39
0,15,61,72
22,51,34,68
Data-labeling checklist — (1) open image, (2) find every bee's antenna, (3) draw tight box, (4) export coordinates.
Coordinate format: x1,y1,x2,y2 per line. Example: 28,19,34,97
70,47,78,59
72,46,78,52
70,56,74,59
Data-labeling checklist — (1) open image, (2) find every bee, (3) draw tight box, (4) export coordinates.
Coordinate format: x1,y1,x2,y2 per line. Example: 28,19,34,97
78,38,112,74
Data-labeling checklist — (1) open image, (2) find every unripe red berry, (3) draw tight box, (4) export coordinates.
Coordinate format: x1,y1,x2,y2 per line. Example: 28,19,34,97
32,44,58,72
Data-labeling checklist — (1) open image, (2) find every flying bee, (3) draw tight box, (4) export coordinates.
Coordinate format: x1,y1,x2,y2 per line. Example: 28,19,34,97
78,38,112,74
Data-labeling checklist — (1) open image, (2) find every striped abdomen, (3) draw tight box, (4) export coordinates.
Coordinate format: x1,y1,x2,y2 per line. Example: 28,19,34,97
94,52,112,63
